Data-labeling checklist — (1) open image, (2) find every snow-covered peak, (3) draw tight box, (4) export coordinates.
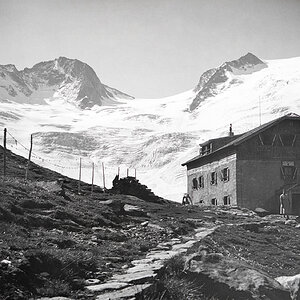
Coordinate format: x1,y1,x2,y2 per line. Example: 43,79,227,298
190,53,267,111
0,57,134,109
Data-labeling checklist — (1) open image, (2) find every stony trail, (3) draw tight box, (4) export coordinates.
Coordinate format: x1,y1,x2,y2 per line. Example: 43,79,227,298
86,226,217,300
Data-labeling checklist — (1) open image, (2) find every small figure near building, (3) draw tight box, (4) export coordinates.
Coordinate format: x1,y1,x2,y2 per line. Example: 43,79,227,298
182,193,192,205
280,189,291,220
112,174,120,188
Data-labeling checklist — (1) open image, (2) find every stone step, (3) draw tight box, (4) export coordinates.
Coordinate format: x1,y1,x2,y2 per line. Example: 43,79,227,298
96,284,151,300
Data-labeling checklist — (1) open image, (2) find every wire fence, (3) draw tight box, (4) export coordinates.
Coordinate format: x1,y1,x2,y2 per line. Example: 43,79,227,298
0,128,137,193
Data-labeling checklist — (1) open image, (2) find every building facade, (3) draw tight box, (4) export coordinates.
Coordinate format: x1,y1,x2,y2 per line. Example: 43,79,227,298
182,113,300,214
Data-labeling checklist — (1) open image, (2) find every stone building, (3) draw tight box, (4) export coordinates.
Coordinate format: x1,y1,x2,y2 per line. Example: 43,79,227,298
182,113,300,214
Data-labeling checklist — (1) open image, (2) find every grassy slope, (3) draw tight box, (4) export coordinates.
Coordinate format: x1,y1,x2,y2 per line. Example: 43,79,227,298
0,146,205,299
1,146,300,299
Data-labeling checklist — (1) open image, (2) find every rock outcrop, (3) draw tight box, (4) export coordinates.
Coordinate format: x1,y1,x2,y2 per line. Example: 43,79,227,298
185,251,291,299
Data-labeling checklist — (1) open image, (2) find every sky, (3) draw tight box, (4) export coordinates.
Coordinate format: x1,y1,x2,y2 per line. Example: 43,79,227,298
0,0,300,98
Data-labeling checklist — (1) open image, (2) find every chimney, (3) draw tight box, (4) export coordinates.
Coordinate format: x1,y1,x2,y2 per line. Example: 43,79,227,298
229,124,234,136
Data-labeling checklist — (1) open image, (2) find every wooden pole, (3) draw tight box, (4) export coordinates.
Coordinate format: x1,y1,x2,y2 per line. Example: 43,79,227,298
134,168,136,179
78,157,82,194
118,166,120,177
127,168,129,177
25,134,33,182
3,128,7,179
102,162,106,191
91,162,94,194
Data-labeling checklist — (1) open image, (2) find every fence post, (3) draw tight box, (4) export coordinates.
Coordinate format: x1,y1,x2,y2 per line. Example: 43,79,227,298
25,134,33,182
118,166,120,177
3,128,7,179
91,162,94,194
135,168,136,179
78,157,82,194
127,168,129,177
102,162,106,192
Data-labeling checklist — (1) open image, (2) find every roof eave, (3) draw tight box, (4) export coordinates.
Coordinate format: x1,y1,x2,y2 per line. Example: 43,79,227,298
182,144,236,166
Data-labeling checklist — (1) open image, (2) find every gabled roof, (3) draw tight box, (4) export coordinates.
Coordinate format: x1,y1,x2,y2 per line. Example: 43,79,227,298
182,113,300,166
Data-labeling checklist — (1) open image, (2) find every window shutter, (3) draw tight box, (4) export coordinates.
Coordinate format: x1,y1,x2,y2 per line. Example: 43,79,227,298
219,170,224,181
293,167,298,180
227,168,230,181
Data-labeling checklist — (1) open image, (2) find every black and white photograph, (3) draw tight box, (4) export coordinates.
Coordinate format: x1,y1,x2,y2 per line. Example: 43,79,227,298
0,0,300,299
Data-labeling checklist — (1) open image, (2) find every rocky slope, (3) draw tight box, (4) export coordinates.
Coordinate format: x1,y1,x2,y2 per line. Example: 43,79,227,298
0,57,133,109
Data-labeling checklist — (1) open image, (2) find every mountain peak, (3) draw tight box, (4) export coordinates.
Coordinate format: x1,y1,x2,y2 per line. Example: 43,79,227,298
224,52,265,70
0,57,133,108
0,64,18,72
191,53,267,111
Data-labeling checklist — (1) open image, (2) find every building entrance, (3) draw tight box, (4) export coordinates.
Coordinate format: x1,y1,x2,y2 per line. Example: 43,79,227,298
292,193,300,215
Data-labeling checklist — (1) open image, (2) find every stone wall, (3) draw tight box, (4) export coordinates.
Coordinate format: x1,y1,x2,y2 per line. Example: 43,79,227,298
187,154,237,206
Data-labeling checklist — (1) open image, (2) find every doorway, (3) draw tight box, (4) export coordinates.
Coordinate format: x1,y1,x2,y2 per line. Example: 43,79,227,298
292,194,300,215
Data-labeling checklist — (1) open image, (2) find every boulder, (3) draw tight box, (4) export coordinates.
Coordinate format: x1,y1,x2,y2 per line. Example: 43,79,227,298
276,274,300,300
254,207,270,217
85,278,100,286
86,281,128,292
285,220,297,226
123,204,148,217
185,253,291,299
102,199,125,214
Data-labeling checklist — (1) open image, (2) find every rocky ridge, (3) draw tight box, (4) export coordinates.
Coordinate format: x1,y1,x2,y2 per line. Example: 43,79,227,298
0,57,133,109
190,52,267,111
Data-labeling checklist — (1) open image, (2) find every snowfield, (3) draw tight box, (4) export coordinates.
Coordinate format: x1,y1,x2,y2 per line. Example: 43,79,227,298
1,56,300,201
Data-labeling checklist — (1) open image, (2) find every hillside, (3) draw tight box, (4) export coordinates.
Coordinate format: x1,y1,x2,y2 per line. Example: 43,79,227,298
1,146,300,299
0,145,203,299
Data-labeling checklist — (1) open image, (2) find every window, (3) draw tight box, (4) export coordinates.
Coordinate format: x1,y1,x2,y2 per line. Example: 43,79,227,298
192,178,198,189
210,172,217,185
223,196,230,205
211,198,217,205
221,168,229,182
201,143,213,156
281,165,297,182
199,175,204,188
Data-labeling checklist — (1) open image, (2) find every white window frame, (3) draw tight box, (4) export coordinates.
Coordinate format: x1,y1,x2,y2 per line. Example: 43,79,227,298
221,167,229,182
210,171,217,185
223,195,230,205
199,175,204,188
211,198,217,205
